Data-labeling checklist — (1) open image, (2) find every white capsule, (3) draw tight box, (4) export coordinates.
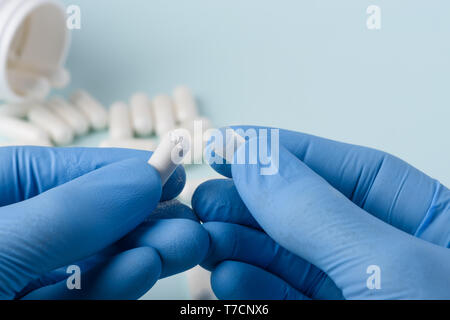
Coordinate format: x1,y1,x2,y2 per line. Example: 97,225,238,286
152,95,177,137
130,93,154,136
0,102,31,118
47,97,90,136
109,101,133,140
8,69,50,100
148,129,191,185
0,116,50,143
99,138,157,151
70,90,108,130
27,105,74,145
0,139,53,147
173,85,199,123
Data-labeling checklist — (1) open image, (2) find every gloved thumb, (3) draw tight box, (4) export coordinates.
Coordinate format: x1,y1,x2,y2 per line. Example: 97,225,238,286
0,158,162,299
231,139,449,299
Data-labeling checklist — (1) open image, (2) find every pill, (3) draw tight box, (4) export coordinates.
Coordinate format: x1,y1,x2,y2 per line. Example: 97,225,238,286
27,105,74,145
70,90,108,130
8,69,50,100
173,86,199,123
0,102,31,118
148,129,191,185
109,101,133,140
0,139,53,147
0,116,50,143
152,95,177,137
99,138,157,151
211,127,246,163
130,93,154,136
47,97,90,136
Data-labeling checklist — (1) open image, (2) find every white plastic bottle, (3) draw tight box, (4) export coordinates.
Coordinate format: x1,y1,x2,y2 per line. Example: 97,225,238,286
0,0,70,102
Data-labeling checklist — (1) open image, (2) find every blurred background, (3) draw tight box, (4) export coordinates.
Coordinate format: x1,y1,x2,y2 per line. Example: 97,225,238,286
56,0,449,299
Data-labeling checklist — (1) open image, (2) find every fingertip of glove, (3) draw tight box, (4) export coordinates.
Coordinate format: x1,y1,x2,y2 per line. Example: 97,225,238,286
128,247,162,287
101,158,163,208
191,179,230,220
161,166,186,202
191,179,215,214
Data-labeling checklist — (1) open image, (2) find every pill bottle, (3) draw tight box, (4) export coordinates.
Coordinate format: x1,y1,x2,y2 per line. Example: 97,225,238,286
0,0,70,103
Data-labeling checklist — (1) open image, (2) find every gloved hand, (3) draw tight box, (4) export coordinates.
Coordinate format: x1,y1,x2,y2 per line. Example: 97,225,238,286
0,146,209,300
192,126,450,300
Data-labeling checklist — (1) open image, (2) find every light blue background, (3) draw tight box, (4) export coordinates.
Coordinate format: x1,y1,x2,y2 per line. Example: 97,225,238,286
60,0,449,184
56,0,448,298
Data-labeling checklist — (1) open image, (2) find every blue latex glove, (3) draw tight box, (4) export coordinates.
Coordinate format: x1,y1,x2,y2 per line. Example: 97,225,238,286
192,126,450,300
0,146,209,300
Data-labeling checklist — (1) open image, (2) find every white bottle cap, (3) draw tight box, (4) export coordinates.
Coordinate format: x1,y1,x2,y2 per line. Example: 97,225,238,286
0,0,70,102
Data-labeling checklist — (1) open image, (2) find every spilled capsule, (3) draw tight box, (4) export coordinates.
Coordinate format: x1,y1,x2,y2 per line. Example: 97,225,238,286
0,116,51,144
47,97,90,136
173,86,199,123
152,94,177,137
109,101,133,140
27,104,74,145
130,93,154,137
99,138,157,151
70,90,108,131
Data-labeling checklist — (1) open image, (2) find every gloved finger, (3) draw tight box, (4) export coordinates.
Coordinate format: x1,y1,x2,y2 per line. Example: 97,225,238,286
211,261,309,300
0,146,185,206
115,218,210,278
0,158,162,299
192,180,341,298
192,179,260,229
15,251,109,298
207,126,449,247
232,142,443,299
21,247,161,300
149,199,199,222
18,201,203,296
202,222,343,300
